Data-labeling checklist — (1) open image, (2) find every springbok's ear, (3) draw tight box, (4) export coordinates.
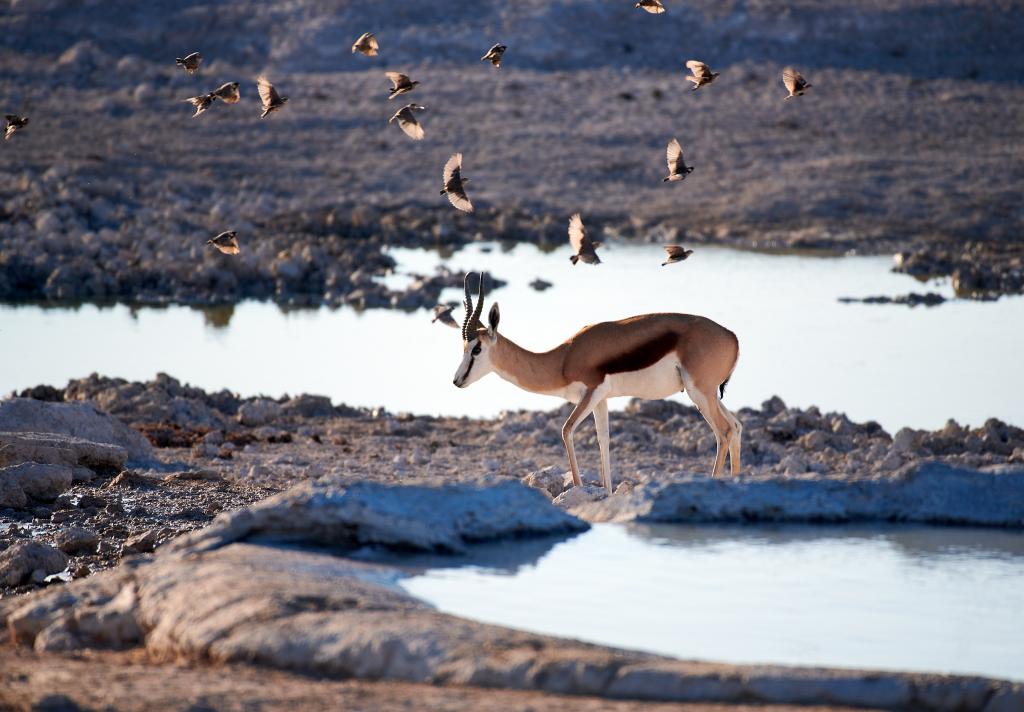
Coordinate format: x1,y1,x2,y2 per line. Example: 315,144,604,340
488,302,500,334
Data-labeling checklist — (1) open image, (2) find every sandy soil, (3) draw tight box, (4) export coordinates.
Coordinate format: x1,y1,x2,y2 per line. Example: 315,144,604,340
0,648,874,712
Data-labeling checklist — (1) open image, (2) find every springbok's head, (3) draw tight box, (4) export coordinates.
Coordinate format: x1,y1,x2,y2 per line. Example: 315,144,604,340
452,272,500,388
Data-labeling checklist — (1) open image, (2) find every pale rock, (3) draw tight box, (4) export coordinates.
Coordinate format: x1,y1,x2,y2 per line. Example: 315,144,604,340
779,454,808,475
0,431,128,470
892,427,920,455
0,462,74,502
237,399,282,426
123,528,165,554
0,542,69,586
521,466,566,498
552,485,608,509
0,399,152,462
54,527,100,555
798,431,829,451
201,431,224,446
167,477,588,555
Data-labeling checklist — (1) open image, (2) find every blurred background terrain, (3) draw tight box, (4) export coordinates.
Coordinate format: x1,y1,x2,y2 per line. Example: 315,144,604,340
1,0,1022,305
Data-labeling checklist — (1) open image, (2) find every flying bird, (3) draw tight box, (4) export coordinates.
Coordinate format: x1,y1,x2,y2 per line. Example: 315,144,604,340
663,138,695,182
432,304,459,328
183,92,217,117
176,52,202,75
568,213,601,265
685,60,719,90
4,115,28,140
662,245,693,266
782,67,812,99
352,32,379,57
388,103,426,140
206,230,239,255
257,76,288,118
481,44,507,68
386,72,419,99
440,153,473,213
635,0,666,13
212,82,240,103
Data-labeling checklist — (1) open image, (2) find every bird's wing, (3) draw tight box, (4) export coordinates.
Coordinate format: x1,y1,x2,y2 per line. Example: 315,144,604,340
443,153,462,185
215,83,240,103
256,76,280,108
686,60,710,78
568,213,587,252
397,111,424,140
446,186,473,213
782,67,803,93
666,138,683,173
385,72,408,89
663,245,683,257
5,115,19,123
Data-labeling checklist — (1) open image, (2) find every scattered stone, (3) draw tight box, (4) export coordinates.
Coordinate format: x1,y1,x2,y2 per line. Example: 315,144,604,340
552,485,608,510
0,463,74,504
54,527,100,555
281,395,335,418
529,278,553,291
237,399,283,427
122,528,166,555
0,399,153,462
0,542,69,586
521,466,567,498
0,431,128,476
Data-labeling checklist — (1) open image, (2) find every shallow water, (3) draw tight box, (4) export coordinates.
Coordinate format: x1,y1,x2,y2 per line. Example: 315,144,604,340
2,243,1022,432
392,523,1024,681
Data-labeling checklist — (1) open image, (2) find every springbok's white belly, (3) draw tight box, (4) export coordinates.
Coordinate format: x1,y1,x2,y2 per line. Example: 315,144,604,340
606,352,682,400
533,353,683,404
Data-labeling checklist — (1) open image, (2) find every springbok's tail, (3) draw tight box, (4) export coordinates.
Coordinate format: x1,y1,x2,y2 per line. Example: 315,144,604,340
719,331,740,399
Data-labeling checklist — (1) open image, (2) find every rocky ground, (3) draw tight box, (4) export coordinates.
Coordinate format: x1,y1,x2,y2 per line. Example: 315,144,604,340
1,379,1023,710
1,0,1023,307
3,374,1023,594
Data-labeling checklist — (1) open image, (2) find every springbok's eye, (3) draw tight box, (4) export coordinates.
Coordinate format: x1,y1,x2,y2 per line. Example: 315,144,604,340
471,343,482,356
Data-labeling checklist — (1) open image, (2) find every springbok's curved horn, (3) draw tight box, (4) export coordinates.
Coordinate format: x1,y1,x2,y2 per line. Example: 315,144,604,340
461,272,486,341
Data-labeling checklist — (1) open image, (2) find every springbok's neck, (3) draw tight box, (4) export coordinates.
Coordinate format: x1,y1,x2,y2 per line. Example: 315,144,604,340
491,334,568,395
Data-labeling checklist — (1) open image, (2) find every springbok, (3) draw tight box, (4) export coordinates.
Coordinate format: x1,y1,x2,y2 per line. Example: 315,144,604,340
452,273,742,492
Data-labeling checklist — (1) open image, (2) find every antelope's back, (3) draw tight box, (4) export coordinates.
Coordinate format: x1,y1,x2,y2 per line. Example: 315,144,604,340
562,313,738,386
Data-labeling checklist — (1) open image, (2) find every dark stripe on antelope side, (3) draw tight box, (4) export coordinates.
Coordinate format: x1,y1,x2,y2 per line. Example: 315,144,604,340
599,332,677,375
719,376,730,399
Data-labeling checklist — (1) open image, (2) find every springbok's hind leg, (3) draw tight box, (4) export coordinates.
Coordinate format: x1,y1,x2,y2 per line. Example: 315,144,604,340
592,398,612,493
719,402,743,474
562,388,598,487
678,366,732,477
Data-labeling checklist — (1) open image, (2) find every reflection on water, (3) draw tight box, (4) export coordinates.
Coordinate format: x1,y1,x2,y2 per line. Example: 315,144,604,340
400,523,1024,681
2,243,1023,431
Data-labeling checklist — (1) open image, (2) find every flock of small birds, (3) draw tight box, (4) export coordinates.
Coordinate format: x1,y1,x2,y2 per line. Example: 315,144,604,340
3,5,815,323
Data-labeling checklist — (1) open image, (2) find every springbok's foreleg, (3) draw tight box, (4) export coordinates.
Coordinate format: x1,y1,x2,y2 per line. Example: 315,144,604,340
562,387,599,488
592,398,612,493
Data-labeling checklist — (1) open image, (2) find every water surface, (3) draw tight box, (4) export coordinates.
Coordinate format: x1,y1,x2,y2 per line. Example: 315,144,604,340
2,243,1022,431
395,523,1024,681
